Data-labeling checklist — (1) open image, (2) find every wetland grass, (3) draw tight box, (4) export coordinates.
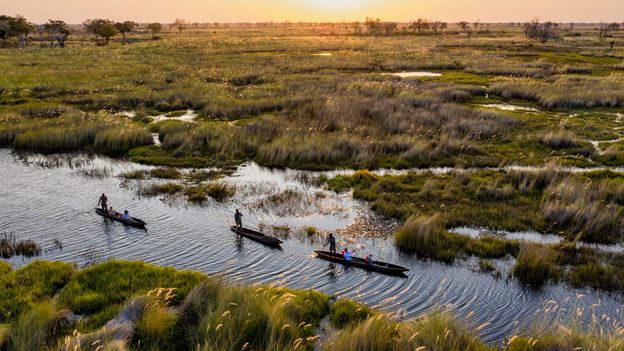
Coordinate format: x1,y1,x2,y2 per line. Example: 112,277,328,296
2,259,622,350
511,244,561,286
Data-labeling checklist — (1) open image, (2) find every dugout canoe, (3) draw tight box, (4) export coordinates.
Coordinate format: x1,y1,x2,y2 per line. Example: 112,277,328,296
95,208,147,229
314,250,408,276
230,226,283,248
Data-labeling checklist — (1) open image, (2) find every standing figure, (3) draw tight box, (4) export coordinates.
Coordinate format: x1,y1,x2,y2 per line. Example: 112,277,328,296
324,233,337,253
98,193,108,210
234,209,243,230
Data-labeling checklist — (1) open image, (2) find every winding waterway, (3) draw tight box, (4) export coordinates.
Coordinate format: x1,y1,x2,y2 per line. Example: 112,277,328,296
0,149,622,345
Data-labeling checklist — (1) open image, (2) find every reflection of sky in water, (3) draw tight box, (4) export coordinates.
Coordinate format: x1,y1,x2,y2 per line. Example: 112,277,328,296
0,149,623,344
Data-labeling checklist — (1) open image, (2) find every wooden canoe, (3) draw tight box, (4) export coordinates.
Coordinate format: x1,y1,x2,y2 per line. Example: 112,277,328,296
230,226,283,248
314,250,408,276
95,208,147,229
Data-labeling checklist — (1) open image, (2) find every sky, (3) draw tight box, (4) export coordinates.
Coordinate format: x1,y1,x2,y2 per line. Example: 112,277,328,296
2,0,623,24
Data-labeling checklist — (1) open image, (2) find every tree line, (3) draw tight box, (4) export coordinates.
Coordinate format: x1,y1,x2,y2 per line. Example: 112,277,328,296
1,14,623,47
0,15,195,47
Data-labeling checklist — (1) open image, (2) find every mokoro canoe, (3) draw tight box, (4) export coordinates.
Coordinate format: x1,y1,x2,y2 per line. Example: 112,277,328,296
95,208,147,229
230,226,283,248
314,250,409,276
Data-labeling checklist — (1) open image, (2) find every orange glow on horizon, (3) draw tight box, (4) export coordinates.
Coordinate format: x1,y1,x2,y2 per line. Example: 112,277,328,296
2,0,623,24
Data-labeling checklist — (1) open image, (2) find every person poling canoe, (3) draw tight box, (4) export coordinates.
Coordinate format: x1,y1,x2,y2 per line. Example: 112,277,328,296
323,233,337,253
98,193,108,210
234,209,243,230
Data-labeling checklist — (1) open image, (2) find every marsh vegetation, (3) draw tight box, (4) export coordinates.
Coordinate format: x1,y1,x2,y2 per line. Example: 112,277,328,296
0,260,621,351
2,19,624,348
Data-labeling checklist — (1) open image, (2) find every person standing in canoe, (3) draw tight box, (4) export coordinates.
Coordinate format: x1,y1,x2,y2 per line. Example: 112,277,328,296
324,233,336,253
98,193,108,210
234,209,243,230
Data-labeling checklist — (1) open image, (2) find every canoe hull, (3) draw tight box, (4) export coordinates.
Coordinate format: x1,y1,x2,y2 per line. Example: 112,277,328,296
95,208,146,229
230,226,283,248
314,250,408,276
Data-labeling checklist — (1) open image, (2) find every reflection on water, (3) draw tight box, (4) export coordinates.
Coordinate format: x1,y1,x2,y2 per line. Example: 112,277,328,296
451,226,563,245
450,226,624,253
0,149,622,344
385,71,442,78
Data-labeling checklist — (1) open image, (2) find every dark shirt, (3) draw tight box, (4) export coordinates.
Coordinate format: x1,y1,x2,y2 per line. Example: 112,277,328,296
324,236,336,247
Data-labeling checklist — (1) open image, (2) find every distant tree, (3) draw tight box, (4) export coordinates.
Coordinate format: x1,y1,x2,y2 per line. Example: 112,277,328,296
523,19,540,39
458,21,469,33
430,21,447,34
608,22,620,33
410,18,429,33
523,19,558,43
381,22,398,36
173,18,187,34
352,21,362,35
473,20,481,32
364,17,381,35
114,21,137,42
598,23,614,38
84,19,117,44
147,22,162,39
43,20,70,47
537,21,558,43
0,15,34,46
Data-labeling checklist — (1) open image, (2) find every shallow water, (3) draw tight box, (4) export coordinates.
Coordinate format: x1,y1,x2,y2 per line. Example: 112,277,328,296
479,103,540,112
450,227,564,245
0,149,622,344
117,110,197,123
386,72,442,78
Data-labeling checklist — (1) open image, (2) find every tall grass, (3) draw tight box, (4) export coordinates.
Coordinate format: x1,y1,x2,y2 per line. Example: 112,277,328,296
92,127,154,154
506,303,624,350
0,260,73,323
541,131,579,149
490,74,624,109
543,178,624,243
0,324,10,349
7,300,68,351
206,182,236,201
2,259,624,349
325,312,492,351
58,260,206,330
512,243,560,286
133,290,179,351
179,284,329,351
330,299,373,329
395,215,460,262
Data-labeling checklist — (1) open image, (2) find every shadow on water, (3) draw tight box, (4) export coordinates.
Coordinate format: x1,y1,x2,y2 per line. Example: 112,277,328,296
0,149,623,344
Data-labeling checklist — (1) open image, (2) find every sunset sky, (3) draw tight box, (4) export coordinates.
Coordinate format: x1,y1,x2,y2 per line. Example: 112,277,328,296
3,0,623,24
